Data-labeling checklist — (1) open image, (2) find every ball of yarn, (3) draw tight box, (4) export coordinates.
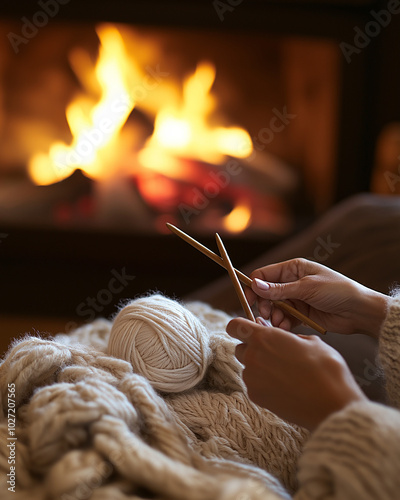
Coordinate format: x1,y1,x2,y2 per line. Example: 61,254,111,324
108,295,212,393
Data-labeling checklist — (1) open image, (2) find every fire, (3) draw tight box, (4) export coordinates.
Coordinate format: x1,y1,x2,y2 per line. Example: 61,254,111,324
28,25,139,185
222,203,252,233
137,61,254,233
28,25,255,233
138,62,253,168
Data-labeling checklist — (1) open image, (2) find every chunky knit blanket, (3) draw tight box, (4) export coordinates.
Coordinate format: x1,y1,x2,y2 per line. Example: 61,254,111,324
0,300,309,500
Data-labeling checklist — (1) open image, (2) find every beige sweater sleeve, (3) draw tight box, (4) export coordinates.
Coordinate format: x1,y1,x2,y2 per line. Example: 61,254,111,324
377,293,400,408
292,294,400,500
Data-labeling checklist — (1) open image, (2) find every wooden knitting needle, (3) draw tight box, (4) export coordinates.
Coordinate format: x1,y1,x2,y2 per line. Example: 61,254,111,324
215,233,255,322
166,223,326,335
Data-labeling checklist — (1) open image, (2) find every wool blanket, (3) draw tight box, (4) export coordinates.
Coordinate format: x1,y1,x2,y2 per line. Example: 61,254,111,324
0,300,308,499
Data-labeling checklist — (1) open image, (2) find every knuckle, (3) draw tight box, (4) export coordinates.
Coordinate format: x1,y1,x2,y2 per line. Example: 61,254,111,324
324,352,346,373
292,257,317,275
289,257,307,271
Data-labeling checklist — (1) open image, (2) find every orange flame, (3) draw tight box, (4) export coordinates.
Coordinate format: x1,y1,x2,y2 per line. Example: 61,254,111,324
28,26,255,234
28,25,140,185
222,203,252,233
137,61,254,233
139,62,253,170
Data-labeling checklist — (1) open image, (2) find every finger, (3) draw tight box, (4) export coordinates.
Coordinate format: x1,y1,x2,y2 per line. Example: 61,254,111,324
261,300,298,330
277,316,293,332
256,316,271,327
244,285,257,307
258,298,273,319
250,259,302,283
271,307,286,328
252,276,305,302
235,343,247,364
226,318,257,342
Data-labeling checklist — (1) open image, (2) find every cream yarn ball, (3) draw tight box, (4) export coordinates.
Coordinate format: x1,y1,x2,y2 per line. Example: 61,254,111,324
108,295,212,393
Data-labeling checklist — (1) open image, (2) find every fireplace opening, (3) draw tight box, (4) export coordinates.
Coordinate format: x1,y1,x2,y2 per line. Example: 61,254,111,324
0,21,341,237
5,0,398,325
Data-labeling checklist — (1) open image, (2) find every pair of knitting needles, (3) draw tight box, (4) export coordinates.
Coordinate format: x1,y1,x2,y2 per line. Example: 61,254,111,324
166,223,326,335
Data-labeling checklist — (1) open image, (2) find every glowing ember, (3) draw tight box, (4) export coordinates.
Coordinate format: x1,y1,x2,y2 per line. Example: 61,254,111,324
222,203,252,233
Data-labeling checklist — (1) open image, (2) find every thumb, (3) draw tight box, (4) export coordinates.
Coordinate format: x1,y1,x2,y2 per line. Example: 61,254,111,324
252,277,303,301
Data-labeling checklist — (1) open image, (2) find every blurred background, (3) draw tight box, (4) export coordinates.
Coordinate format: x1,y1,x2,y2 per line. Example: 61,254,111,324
1,0,399,354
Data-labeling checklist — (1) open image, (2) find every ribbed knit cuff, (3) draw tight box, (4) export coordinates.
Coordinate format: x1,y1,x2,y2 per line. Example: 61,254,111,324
297,401,400,500
379,293,400,408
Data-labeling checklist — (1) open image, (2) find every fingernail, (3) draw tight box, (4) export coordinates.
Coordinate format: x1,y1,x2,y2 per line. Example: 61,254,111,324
254,278,270,291
256,317,270,327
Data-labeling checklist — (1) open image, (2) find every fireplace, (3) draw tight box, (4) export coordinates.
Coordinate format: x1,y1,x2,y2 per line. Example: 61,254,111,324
1,0,400,322
0,20,342,231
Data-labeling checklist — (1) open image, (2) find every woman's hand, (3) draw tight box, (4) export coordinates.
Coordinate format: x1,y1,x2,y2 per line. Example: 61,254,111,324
226,317,367,431
245,258,389,338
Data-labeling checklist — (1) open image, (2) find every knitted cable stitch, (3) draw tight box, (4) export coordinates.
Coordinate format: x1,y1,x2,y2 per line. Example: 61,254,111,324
0,295,308,499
